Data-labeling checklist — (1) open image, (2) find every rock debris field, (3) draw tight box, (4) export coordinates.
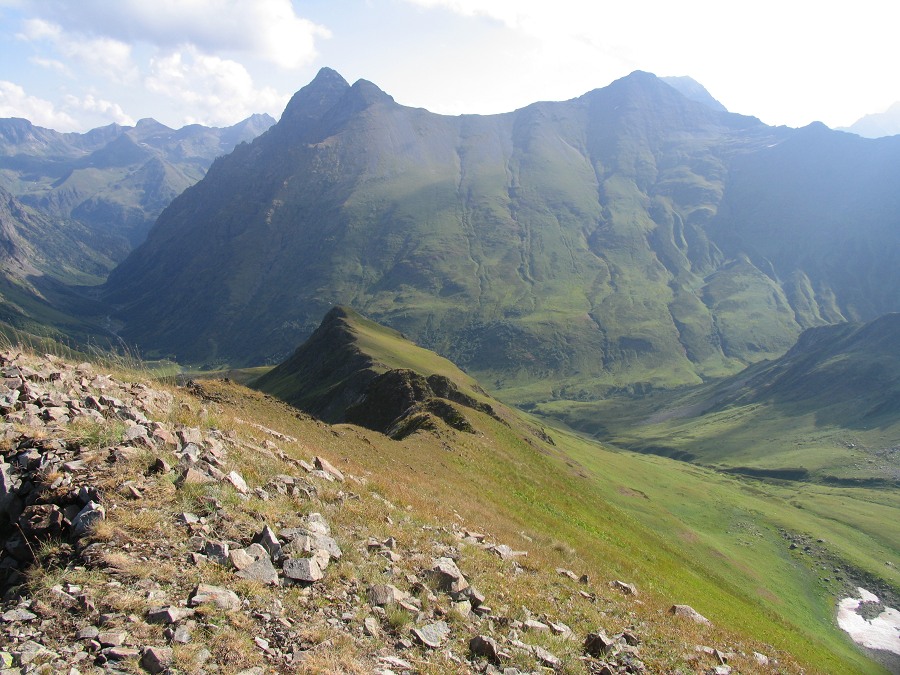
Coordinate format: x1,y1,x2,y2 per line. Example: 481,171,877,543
0,349,775,674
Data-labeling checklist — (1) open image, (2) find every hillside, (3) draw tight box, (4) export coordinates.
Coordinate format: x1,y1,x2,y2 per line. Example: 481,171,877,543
548,314,900,484
1,333,898,672
103,68,900,405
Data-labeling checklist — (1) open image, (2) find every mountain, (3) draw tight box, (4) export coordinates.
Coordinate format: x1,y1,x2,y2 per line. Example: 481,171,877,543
586,314,900,484
842,102,900,138
660,76,728,111
0,113,275,279
104,68,900,402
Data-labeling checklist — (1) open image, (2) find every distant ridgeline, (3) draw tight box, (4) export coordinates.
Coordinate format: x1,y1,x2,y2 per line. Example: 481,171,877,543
97,67,900,399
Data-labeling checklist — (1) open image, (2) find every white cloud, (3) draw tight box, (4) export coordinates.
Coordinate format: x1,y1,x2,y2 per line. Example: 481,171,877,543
0,80,78,130
63,94,135,126
30,56,71,76
18,17,137,83
145,47,289,126
400,0,900,127
32,0,329,68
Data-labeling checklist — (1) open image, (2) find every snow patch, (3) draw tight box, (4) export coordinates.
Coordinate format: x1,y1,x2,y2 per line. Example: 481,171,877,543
837,587,900,656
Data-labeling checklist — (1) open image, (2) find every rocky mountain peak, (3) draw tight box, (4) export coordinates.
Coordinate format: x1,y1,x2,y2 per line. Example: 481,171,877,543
279,67,351,129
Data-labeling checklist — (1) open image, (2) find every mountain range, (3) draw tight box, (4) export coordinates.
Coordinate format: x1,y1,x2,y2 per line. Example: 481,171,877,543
102,68,900,408
0,113,275,281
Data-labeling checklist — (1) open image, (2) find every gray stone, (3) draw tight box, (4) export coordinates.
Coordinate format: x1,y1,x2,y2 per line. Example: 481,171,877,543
523,618,548,632
105,646,141,660
313,456,344,481
411,620,450,648
147,606,196,624
76,626,100,640
304,512,331,535
470,635,505,664
367,584,406,607
753,652,770,666
226,471,249,494
172,624,192,644
585,630,615,657
252,525,282,560
98,630,127,647
189,583,241,611
489,544,527,560
235,556,279,585
175,466,213,486
0,462,15,515
123,425,148,443
203,540,230,565
549,621,573,638
14,640,57,665
229,548,256,571
458,584,485,608
669,604,710,624
177,427,203,446
140,646,173,674
363,616,380,637
1,607,37,622
531,645,560,668
379,656,414,670
282,557,323,582
612,580,637,596
71,500,105,536
430,557,469,593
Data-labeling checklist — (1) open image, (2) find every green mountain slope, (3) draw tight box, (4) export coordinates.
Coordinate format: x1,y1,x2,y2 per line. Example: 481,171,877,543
103,68,900,401
250,306,899,673
555,314,900,483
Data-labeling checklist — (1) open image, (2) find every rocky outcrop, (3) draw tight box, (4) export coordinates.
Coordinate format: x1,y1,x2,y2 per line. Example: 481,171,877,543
346,369,500,439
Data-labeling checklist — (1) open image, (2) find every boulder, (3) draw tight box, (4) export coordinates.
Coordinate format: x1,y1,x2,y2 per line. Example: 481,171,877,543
189,584,241,611
584,630,615,657
411,620,450,648
669,604,710,624
469,635,505,664
234,556,279,585
367,583,406,607
282,557,323,582
72,501,106,537
140,646,173,674
313,456,344,482
612,580,637,596
430,557,469,593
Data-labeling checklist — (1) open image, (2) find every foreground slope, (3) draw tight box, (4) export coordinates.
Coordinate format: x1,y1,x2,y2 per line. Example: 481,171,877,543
2,348,896,673
105,68,900,401
555,314,900,484
253,308,899,672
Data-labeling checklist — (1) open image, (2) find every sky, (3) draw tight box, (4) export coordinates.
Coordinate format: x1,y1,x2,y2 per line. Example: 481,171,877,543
0,0,896,133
